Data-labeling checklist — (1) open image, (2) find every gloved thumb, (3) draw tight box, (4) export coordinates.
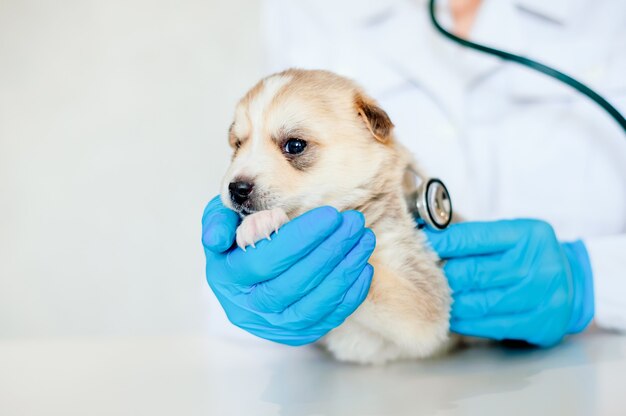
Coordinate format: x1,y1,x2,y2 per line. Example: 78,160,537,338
202,195,240,253
423,221,524,258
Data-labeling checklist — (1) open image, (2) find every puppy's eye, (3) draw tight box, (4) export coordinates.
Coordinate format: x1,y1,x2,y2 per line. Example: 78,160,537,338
284,138,307,155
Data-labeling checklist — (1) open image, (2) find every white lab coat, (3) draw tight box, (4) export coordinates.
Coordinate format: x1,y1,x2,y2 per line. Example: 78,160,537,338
261,0,626,331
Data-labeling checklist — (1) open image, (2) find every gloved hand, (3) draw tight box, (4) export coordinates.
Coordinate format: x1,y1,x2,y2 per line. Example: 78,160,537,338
201,196,376,346
424,219,594,347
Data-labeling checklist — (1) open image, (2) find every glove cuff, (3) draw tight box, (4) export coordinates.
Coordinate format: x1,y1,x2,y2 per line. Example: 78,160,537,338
562,240,595,334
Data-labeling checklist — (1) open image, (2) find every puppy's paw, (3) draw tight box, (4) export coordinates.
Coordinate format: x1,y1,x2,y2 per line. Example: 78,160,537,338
236,208,289,250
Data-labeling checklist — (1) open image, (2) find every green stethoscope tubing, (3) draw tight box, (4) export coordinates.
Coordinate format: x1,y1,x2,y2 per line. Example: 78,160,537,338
428,0,626,134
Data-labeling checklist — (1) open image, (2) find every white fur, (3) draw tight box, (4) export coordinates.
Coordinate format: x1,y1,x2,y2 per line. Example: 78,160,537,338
235,208,289,250
220,75,293,208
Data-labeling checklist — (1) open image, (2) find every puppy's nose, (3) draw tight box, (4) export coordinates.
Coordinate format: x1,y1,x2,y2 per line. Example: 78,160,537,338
229,180,254,204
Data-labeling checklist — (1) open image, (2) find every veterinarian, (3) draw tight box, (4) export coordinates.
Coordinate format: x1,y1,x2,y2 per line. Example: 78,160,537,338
202,0,626,346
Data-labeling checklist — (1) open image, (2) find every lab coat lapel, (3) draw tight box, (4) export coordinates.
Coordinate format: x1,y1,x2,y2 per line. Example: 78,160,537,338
295,0,411,96
357,0,527,123
503,0,621,100
360,0,467,123
466,0,527,73
514,0,586,25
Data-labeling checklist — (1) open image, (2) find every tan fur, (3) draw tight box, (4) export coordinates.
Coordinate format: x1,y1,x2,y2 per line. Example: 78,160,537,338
221,69,452,364
355,94,394,144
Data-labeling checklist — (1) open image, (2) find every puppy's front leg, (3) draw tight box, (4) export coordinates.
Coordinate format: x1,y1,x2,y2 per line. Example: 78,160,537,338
351,258,452,360
236,208,289,250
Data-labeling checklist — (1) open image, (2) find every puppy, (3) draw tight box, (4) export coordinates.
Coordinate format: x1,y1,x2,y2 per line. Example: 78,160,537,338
220,69,451,364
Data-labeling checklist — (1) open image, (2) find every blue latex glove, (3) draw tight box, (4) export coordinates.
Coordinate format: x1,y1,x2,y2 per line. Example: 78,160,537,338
201,196,376,346
424,220,594,347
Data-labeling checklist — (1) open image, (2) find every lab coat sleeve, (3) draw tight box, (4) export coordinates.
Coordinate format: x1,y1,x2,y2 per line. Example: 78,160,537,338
584,235,626,332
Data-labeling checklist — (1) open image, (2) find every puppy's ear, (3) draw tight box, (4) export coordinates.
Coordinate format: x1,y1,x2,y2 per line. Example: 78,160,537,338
355,93,394,144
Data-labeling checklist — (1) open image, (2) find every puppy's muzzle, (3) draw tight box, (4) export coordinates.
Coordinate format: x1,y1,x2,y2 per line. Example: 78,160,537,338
229,180,254,205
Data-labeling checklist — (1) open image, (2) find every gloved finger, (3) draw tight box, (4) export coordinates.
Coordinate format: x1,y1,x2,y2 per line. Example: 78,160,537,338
224,206,344,286
262,230,376,330
201,195,240,253
312,263,373,329
248,211,370,313
450,280,546,319
450,310,565,347
246,263,374,346
443,251,525,293
450,315,508,341
423,220,527,258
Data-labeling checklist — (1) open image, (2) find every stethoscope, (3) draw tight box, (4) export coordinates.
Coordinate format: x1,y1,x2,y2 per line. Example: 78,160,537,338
411,0,626,231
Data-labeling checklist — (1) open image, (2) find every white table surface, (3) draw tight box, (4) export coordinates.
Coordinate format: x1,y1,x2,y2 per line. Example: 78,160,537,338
1,328,625,416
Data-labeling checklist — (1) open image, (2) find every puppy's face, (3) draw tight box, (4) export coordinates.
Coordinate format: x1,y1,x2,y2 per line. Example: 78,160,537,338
221,69,399,218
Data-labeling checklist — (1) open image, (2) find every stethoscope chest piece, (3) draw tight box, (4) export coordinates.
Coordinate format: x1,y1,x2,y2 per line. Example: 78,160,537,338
411,178,452,230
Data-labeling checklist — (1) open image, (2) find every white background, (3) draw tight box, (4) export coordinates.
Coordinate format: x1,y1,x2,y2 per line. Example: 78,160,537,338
0,0,264,338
